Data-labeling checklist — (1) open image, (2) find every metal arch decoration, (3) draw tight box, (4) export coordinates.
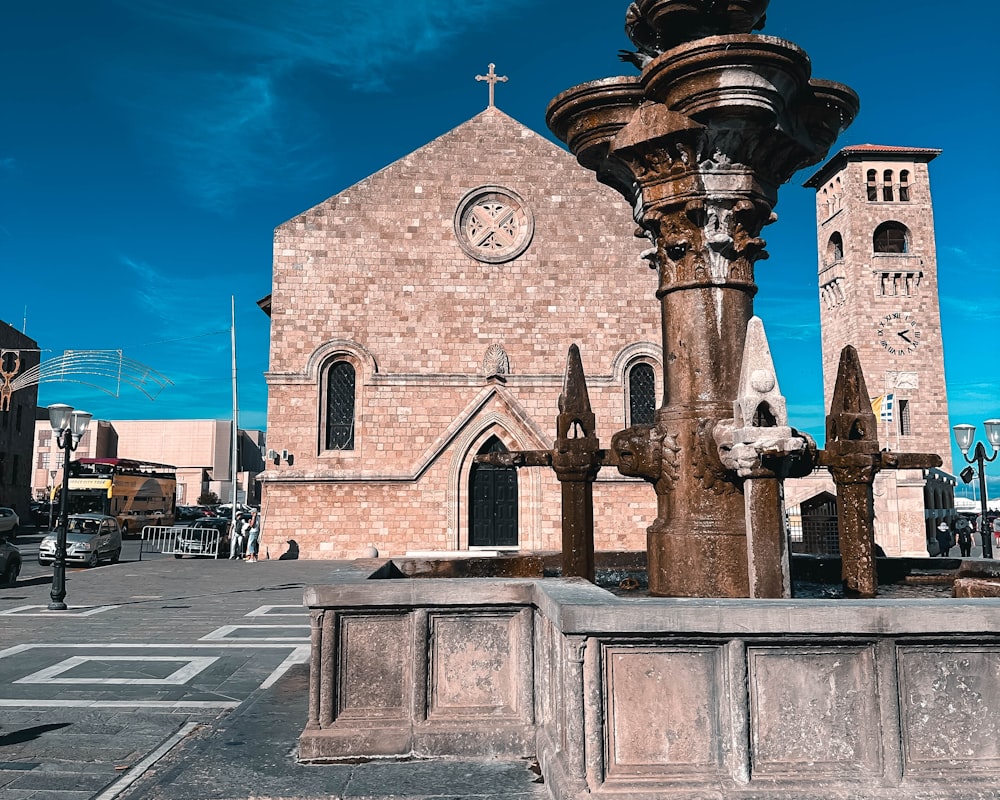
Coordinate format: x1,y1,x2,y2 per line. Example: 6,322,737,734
5,350,173,403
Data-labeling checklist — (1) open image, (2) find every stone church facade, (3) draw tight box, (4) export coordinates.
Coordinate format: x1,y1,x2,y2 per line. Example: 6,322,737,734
258,106,662,560
786,145,955,557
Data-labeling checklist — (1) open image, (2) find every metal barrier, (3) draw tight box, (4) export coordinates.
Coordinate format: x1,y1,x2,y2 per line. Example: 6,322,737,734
140,525,221,560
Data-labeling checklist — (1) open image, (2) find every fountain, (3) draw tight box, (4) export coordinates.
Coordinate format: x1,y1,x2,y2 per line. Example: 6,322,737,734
299,3,1000,797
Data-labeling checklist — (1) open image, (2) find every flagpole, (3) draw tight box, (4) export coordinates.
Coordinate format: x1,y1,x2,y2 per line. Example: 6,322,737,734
231,296,239,537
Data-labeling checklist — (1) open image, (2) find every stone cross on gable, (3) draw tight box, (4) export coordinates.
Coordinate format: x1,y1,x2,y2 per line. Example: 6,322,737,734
476,63,508,108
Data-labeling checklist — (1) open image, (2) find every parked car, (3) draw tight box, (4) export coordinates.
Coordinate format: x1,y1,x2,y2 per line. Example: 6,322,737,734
172,517,232,559
0,507,19,539
30,501,53,527
38,514,123,568
0,537,21,586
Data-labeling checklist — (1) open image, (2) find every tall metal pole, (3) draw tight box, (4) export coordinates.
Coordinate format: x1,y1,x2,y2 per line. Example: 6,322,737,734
231,296,239,537
972,444,994,559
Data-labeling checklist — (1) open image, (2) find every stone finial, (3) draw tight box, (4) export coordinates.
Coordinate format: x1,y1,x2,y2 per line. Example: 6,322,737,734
715,316,809,477
557,344,595,442
733,316,787,434
826,345,879,457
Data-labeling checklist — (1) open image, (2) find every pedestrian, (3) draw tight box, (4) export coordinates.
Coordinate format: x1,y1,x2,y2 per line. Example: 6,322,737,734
244,510,261,563
957,520,973,558
229,514,246,560
936,521,953,558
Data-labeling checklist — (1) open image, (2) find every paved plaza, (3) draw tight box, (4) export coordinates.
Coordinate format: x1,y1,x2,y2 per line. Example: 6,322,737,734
0,532,545,800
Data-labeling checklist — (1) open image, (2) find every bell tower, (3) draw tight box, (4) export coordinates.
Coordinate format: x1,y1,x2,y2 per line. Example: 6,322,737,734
805,145,954,555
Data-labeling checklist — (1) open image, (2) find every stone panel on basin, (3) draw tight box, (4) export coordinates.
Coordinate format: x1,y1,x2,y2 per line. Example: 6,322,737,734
898,645,1000,773
748,645,881,777
427,611,524,720
604,645,724,778
337,613,411,721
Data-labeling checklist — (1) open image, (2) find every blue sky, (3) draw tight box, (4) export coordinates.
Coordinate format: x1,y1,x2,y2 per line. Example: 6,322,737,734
1,1,998,495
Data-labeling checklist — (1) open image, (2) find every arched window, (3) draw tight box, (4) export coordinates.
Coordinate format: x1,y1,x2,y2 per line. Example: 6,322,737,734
325,361,356,450
866,169,878,201
873,221,910,254
899,170,910,202
827,232,844,263
628,362,656,426
882,169,894,201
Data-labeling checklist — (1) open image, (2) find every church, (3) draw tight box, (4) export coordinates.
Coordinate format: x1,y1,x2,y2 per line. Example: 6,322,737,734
257,74,955,562
257,85,662,560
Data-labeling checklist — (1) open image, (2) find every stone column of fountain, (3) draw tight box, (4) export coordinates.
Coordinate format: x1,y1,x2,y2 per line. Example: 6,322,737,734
546,0,859,597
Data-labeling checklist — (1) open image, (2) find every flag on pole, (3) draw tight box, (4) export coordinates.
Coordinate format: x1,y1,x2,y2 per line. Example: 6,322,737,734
870,393,895,422
880,393,895,422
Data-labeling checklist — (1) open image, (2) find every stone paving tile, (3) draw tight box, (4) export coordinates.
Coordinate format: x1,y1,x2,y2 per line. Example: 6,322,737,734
0,556,545,800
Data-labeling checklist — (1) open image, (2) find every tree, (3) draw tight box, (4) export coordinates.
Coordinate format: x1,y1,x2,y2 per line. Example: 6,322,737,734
197,491,220,506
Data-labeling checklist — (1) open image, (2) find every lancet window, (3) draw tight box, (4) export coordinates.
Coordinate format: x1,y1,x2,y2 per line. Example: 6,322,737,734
324,361,356,451
628,362,657,426
882,170,894,202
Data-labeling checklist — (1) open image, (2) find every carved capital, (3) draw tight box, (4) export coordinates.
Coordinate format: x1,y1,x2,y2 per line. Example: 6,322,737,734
829,463,878,486
638,198,771,296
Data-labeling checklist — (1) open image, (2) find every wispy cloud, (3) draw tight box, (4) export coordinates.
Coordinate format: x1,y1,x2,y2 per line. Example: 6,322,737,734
107,0,529,208
119,255,231,339
0,157,15,172
760,318,822,342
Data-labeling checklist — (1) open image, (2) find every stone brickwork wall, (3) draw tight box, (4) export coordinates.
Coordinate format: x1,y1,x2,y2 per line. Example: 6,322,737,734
0,321,39,514
261,107,662,559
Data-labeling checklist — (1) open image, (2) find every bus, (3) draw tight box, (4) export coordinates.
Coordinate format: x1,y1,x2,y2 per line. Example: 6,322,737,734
56,458,177,536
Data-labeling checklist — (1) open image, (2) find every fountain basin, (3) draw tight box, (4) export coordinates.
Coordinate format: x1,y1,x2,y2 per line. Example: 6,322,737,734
301,560,1000,799
545,77,643,172
643,35,812,124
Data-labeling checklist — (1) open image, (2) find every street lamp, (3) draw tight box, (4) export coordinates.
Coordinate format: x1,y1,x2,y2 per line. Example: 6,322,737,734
47,403,92,611
953,419,1000,560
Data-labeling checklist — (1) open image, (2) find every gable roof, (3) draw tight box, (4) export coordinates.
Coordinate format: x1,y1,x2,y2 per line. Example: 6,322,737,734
280,106,577,225
804,143,942,188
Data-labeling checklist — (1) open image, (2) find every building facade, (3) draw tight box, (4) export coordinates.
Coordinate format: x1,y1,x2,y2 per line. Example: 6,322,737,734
31,419,264,508
0,322,40,515
259,106,662,560
786,145,954,556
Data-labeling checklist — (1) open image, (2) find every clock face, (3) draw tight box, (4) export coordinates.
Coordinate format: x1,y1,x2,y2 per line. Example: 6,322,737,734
876,311,921,355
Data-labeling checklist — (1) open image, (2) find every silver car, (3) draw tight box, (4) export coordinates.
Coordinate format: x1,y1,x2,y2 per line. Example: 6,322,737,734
38,514,122,568
0,507,18,538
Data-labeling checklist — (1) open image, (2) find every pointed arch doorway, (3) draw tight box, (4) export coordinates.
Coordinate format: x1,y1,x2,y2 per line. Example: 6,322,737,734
469,436,519,547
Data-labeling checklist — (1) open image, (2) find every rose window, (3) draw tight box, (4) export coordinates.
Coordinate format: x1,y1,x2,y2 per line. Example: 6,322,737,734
455,186,534,264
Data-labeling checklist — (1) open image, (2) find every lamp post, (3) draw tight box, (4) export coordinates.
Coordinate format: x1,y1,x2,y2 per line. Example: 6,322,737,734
953,419,1000,560
47,403,92,611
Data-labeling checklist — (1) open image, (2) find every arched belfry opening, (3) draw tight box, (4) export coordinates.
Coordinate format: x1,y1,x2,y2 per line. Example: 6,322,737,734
468,436,518,547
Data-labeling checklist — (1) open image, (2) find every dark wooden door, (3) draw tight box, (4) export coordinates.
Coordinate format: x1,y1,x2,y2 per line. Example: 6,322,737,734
469,437,518,547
